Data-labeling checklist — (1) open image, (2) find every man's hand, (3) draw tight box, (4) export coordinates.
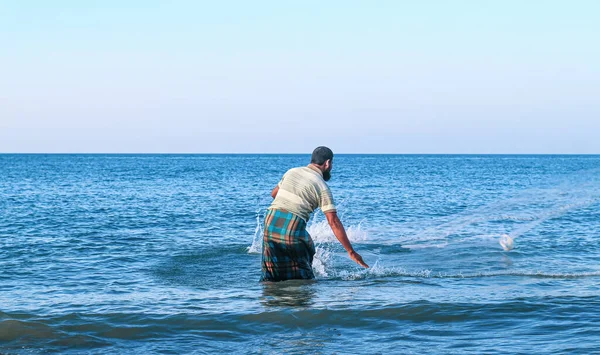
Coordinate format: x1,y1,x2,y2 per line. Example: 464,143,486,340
349,250,369,268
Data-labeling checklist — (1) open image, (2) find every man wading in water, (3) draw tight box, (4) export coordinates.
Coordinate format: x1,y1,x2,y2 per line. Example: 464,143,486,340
261,146,369,282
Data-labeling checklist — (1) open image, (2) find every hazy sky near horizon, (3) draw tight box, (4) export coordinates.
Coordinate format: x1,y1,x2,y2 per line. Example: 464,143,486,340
1,1,599,153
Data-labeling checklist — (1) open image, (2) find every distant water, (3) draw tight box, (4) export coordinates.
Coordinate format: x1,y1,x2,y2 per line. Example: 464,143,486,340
1,154,600,354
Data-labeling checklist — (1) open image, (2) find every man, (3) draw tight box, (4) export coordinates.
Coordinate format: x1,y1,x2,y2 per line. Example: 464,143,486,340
261,146,368,282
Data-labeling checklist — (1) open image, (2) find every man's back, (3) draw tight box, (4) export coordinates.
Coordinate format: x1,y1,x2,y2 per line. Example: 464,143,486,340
269,165,336,222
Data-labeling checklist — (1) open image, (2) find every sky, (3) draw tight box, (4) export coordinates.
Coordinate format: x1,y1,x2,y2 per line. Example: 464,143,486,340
1,0,599,153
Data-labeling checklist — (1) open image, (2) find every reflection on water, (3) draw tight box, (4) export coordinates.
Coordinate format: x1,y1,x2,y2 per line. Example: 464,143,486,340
261,280,317,308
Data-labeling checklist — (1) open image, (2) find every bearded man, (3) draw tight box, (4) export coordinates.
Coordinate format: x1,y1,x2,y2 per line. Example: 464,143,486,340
261,146,368,282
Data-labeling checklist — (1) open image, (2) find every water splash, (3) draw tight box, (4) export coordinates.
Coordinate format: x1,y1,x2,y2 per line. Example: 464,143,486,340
246,209,264,254
307,219,368,244
311,246,334,278
307,216,370,278
248,209,372,278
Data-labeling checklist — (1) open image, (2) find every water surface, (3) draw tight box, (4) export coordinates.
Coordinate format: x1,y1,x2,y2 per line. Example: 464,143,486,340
1,154,599,354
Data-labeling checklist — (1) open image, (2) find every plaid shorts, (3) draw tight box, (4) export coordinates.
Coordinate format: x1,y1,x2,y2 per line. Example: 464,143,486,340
260,209,316,282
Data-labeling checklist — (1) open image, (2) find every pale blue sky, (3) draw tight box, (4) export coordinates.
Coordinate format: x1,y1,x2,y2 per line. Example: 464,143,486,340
1,1,599,153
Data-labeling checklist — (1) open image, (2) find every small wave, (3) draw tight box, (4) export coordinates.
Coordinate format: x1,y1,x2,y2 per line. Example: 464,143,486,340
328,266,600,281
401,243,448,250
444,270,600,279
334,261,432,281
0,318,108,348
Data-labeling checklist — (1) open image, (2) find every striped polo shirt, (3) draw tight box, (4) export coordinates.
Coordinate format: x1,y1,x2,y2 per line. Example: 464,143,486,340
269,164,336,222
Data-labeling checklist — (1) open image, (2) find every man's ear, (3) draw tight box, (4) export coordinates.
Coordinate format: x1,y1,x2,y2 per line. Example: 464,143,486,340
324,159,332,169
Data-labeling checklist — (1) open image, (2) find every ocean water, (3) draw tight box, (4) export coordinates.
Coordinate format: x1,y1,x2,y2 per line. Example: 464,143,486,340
1,154,600,354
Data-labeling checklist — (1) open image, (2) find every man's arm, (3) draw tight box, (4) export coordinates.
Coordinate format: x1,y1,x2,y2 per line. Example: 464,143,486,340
271,185,279,199
325,211,368,268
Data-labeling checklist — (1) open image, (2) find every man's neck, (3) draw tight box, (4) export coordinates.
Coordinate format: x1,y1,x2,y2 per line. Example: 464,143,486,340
307,163,324,176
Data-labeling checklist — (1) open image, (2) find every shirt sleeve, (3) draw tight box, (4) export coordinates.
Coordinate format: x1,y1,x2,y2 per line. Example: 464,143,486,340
277,173,286,187
319,184,336,213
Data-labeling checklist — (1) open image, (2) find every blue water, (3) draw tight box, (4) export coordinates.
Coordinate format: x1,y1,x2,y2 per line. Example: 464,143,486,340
1,154,600,354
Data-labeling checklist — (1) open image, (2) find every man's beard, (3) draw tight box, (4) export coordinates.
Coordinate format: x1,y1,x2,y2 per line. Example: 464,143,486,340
323,169,332,181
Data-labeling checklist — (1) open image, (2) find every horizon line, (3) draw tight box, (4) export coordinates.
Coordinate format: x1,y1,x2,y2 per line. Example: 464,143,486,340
1,152,600,156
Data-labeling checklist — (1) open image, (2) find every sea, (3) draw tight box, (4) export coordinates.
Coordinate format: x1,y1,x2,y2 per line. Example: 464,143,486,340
1,154,599,354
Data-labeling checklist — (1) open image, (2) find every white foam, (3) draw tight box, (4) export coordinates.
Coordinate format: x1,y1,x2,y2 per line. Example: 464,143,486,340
311,246,334,278
401,243,448,250
334,267,600,280
336,261,433,280
307,219,368,244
